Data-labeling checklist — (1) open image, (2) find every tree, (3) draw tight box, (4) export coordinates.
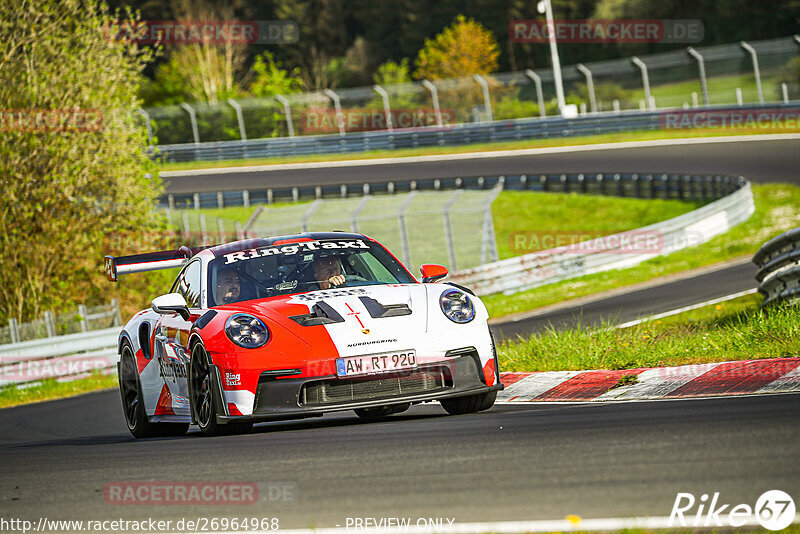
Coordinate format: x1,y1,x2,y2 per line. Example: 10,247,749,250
0,0,162,322
374,59,413,86
414,14,500,80
249,51,304,98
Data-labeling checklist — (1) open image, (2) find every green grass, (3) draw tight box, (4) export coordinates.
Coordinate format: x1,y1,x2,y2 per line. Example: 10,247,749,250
0,372,118,409
158,127,797,172
498,293,800,373
484,183,800,319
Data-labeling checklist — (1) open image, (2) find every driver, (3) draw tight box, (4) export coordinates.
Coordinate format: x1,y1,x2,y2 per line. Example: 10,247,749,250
312,254,346,290
215,267,241,304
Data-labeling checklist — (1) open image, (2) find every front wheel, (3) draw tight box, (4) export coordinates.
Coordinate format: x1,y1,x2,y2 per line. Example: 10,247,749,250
440,390,497,415
190,343,252,437
119,343,188,438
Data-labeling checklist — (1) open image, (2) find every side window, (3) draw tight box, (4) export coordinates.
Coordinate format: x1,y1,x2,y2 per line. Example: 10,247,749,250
175,261,203,308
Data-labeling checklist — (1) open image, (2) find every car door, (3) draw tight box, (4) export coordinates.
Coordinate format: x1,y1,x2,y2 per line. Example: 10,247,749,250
153,259,204,417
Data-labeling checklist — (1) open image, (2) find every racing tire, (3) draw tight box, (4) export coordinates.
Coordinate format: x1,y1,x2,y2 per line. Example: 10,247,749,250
354,403,410,420
119,343,188,438
189,342,252,437
440,390,497,415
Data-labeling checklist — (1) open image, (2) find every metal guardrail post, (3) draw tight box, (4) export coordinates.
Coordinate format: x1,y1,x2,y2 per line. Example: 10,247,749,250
781,83,789,103
235,221,244,240
182,211,190,240
111,298,122,326
524,70,546,117
397,191,418,267
480,184,503,264
200,213,208,245
193,193,200,210
421,80,443,127
9,318,19,344
217,191,224,209
300,199,322,232
44,311,56,338
686,47,710,106
274,95,295,137
442,190,464,271
739,42,764,105
179,102,200,145
736,88,743,106
576,64,597,113
217,217,225,242
78,304,89,332
323,89,346,136
631,57,654,111
227,98,248,141
372,84,393,131
350,195,371,233
137,108,153,145
473,74,493,122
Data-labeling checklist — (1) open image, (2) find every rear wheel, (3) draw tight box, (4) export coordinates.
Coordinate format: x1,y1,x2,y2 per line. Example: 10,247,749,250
354,403,410,420
190,343,252,436
440,390,497,415
119,343,188,438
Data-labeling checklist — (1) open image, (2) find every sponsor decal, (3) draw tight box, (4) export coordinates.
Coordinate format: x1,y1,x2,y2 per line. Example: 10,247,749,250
346,338,398,348
289,288,368,303
225,372,241,386
223,239,370,265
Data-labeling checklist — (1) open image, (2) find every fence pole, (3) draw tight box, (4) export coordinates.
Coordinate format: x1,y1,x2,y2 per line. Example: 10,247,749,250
193,192,200,210
9,318,19,343
576,64,597,113
217,217,225,243
736,88,743,106
421,80,443,127
686,47,710,106
200,214,208,245
137,108,154,145
235,221,244,240
242,190,250,208
739,41,764,105
781,83,789,103
480,185,503,264
443,190,464,271
372,84,393,131
275,94,295,137
523,70,546,117
473,74,493,122
323,89,346,136
301,199,322,232
217,191,224,209
44,311,56,338
182,211,190,240
350,195,371,233
179,103,200,144
397,191,418,268
227,98,248,141
78,304,89,332
631,57,654,111
111,298,122,326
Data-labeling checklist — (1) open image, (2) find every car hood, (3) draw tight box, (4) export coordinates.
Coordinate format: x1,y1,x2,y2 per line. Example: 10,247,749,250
233,284,431,358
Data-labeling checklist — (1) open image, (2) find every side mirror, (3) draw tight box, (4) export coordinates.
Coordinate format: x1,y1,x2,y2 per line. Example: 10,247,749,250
420,264,448,283
152,293,191,320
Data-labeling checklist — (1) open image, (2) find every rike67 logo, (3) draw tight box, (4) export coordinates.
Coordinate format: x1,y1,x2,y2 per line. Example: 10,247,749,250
669,490,796,530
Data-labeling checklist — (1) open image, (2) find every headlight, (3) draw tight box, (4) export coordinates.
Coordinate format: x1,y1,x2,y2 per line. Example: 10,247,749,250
225,314,269,348
440,288,475,323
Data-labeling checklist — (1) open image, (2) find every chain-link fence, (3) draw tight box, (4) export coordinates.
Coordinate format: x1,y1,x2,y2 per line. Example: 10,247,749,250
1,300,123,345
141,36,800,145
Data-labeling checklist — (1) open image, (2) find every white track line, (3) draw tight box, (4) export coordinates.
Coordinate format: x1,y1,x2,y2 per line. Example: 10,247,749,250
189,514,793,534
614,288,758,329
162,133,800,177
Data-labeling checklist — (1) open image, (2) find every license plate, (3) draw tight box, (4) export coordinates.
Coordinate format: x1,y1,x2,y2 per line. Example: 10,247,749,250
336,350,417,377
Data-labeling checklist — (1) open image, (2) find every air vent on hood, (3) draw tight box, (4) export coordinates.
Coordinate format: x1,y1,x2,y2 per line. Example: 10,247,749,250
358,296,412,318
290,301,345,326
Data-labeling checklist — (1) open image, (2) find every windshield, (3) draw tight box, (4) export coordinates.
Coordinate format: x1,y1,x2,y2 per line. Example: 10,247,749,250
207,238,416,306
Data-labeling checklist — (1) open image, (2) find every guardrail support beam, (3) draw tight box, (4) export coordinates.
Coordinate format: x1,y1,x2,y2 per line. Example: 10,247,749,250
323,89,346,137
275,95,295,137
524,69,546,117
421,80,443,127
473,74,493,122
739,41,764,105
179,103,200,145
576,64,597,113
227,98,248,141
372,84,393,131
631,57,654,111
686,47,710,107
137,108,154,145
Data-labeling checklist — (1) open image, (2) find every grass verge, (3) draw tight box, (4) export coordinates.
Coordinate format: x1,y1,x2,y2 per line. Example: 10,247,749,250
498,293,800,373
484,183,800,319
159,128,798,172
0,372,118,409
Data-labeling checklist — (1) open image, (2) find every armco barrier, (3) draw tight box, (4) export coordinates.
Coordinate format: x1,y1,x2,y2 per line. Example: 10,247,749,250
449,175,754,295
753,227,800,306
152,102,800,163
0,327,120,387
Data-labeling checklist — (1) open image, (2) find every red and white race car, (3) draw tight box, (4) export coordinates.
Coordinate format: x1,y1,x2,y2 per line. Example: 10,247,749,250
105,233,501,437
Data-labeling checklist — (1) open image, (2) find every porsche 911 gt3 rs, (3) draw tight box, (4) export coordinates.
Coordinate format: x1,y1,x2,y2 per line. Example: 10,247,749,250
105,232,502,437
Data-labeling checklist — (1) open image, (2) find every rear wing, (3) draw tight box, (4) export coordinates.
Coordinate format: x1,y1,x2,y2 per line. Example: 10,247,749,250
104,246,210,282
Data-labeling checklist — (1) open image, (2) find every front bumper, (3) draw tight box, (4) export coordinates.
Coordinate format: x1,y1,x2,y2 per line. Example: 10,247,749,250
217,354,501,424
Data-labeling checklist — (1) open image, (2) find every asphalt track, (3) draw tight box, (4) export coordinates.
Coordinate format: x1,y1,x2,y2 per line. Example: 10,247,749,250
1,390,798,529
162,136,800,194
